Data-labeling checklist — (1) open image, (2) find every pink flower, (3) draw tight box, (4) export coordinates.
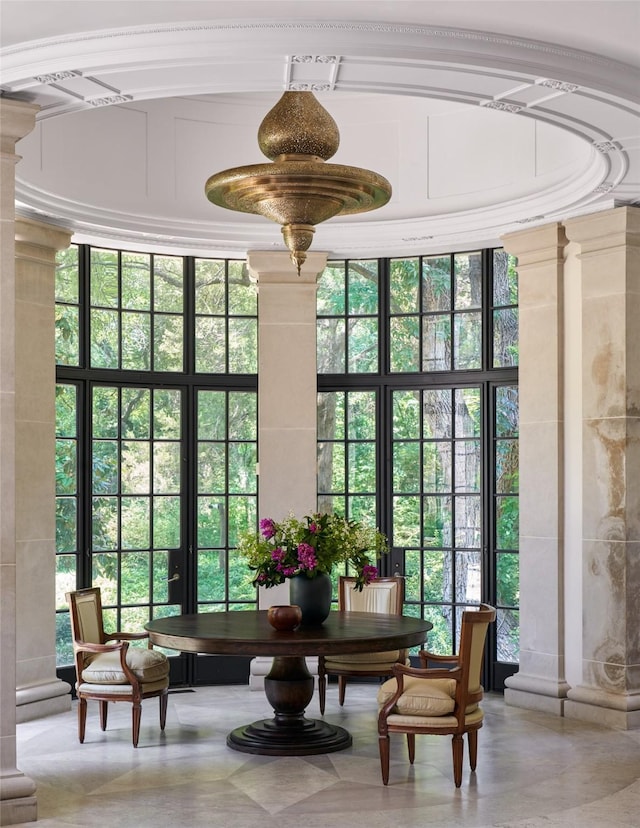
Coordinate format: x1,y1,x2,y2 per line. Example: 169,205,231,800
271,547,286,562
362,564,378,584
260,518,276,539
297,542,318,570
309,522,318,533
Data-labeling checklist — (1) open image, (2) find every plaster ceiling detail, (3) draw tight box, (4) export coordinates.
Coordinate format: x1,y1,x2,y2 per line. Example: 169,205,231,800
1,12,639,259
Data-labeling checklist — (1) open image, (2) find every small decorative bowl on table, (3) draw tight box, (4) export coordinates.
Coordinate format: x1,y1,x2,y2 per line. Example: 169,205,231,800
267,604,302,631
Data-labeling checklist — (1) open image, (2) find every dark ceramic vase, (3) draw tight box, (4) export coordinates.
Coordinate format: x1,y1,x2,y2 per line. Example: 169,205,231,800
289,572,332,625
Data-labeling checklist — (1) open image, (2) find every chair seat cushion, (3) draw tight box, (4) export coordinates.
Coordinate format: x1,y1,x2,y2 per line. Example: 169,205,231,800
325,650,405,666
384,707,484,728
82,647,169,685
377,676,457,716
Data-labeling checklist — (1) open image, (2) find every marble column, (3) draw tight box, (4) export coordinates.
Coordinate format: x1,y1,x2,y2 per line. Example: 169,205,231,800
246,250,327,688
15,217,72,722
502,223,571,714
563,206,640,728
0,98,39,826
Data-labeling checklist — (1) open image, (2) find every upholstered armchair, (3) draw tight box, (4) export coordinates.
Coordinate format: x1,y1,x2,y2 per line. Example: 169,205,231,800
377,603,496,786
318,575,408,714
66,587,170,747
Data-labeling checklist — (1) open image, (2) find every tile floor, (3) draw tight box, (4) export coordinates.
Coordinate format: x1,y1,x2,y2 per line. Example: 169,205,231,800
15,683,640,827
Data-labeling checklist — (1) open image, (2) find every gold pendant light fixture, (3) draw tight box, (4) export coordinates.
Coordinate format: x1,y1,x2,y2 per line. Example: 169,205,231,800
205,92,392,275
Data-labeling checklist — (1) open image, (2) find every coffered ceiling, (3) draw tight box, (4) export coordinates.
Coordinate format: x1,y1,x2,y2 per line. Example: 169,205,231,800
1,1,639,259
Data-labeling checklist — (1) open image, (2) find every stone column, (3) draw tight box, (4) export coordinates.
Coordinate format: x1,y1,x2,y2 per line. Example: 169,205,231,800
502,223,570,714
15,217,72,722
563,206,640,728
246,250,327,688
0,98,39,826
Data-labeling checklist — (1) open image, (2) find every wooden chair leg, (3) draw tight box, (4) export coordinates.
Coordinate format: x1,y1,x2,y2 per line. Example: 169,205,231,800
407,732,416,764
338,675,347,706
468,729,478,771
78,697,87,743
99,700,108,731
452,734,464,787
318,657,327,715
159,691,168,731
132,702,142,748
379,735,391,785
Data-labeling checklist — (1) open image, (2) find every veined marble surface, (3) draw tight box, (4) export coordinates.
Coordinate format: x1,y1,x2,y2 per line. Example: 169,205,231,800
15,683,640,827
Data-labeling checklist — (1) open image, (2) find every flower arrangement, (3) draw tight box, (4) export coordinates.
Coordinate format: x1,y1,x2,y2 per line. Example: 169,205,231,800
237,512,388,591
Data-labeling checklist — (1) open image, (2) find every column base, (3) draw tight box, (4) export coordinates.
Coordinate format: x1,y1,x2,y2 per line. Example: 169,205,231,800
16,678,71,723
565,686,640,730
504,672,570,716
0,772,37,826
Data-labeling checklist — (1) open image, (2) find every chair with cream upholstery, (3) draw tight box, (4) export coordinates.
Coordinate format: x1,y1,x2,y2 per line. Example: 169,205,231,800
377,603,496,787
318,575,408,715
66,587,170,747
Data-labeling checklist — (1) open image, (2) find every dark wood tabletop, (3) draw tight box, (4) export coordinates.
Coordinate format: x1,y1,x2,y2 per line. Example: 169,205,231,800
145,610,432,657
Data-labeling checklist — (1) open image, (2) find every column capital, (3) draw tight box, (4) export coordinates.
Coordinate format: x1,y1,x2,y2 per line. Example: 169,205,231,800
0,98,39,155
563,206,640,254
15,216,72,261
501,222,567,268
247,250,327,284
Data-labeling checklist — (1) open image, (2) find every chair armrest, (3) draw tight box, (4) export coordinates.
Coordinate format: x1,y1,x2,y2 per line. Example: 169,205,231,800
74,639,126,654
105,631,155,649
392,662,463,682
418,649,459,667
74,640,141,689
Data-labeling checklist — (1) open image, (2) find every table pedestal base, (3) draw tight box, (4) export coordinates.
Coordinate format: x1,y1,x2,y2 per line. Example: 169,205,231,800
227,654,353,756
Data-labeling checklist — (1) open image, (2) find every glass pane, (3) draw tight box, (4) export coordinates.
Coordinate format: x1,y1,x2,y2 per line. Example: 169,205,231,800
228,393,257,441
228,552,255,601
154,442,181,493
92,441,118,494
154,255,184,312
198,496,225,547
496,386,519,437
121,387,150,439
121,441,150,494
93,387,118,439
121,552,150,604
55,304,79,366
56,497,77,552
496,439,519,493
56,553,77,609
453,311,481,370
121,496,150,549
228,317,257,373
496,495,519,550
228,261,256,315
454,440,481,492
152,550,169,603
348,261,378,314
497,552,520,607
198,391,226,440
393,390,420,439
494,307,519,367
347,392,375,440
317,318,345,373
326,443,345,492
404,549,421,601
422,255,451,311
122,312,150,370
56,385,77,437
347,495,376,524
154,314,183,372
56,611,73,667
92,497,118,550
348,316,377,373
424,550,451,602
55,246,79,303
455,550,481,602
422,314,450,371
121,252,150,310
318,392,344,441
455,388,480,437
198,550,226,601
154,389,181,439
423,389,452,439
423,604,453,655
423,495,452,547
493,249,518,306
454,495,481,547
393,441,420,491
423,442,450,493
454,251,482,309
56,439,76,495
195,316,226,373
348,442,376,491
497,607,520,662
198,443,226,492
90,308,119,368
195,259,225,314
92,553,118,602
392,495,420,546
390,316,419,372
228,443,257,493
390,258,419,313
90,248,118,308
317,262,345,315
152,496,181,548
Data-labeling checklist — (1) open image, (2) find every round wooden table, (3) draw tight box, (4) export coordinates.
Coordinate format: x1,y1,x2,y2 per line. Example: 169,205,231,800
145,610,432,756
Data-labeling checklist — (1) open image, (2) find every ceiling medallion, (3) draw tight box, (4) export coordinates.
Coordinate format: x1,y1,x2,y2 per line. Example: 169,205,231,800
205,92,392,275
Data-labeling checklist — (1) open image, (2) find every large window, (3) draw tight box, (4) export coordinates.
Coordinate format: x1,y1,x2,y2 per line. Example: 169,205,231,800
317,250,518,688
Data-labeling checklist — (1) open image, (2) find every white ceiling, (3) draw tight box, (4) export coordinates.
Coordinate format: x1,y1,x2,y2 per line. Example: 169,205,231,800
1,1,639,259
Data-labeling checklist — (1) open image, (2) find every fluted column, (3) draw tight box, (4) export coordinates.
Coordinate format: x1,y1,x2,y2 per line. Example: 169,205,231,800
246,250,327,687
563,206,640,728
15,217,72,722
0,98,39,826
502,223,570,714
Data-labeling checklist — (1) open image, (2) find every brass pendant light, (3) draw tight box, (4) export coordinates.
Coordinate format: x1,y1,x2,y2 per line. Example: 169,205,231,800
205,92,392,275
